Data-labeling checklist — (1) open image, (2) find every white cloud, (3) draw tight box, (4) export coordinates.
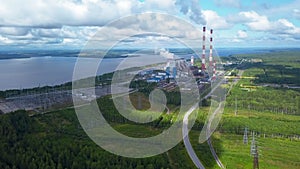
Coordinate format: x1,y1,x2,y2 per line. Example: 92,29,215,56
0,0,207,48
202,10,231,29
0,0,140,27
0,27,29,36
237,11,271,31
293,9,300,19
214,0,241,8
143,0,177,12
232,39,241,42
230,11,300,38
0,0,299,48
261,0,300,18
237,30,248,38
0,0,182,28
0,35,11,44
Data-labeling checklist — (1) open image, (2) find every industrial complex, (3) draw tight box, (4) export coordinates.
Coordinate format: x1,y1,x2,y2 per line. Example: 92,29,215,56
0,27,221,114
133,27,220,93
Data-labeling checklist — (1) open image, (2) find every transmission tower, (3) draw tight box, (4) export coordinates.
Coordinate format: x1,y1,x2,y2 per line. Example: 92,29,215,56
250,132,256,155
243,127,248,144
250,132,259,169
253,145,259,169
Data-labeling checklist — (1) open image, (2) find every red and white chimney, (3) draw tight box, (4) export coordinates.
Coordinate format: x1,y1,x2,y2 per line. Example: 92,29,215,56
212,59,216,81
202,26,206,72
209,29,213,67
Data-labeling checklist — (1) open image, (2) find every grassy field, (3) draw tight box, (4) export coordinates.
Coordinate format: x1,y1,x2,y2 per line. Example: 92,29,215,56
197,51,300,169
187,105,300,169
225,51,300,115
200,132,300,169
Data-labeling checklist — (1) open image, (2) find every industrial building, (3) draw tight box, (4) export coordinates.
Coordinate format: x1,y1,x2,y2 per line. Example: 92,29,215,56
133,26,219,92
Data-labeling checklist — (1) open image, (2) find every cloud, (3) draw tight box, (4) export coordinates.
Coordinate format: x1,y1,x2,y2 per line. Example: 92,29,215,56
0,35,12,44
202,10,231,29
261,0,300,18
0,27,29,36
273,19,300,36
293,9,300,19
214,0,241,8
141,0,177,12
237,30,247,38
230,30,248,43
0,0,139,28
0,0,299,48
0,26,101,47
230,11,271,31
0,0,185,28
106,13,202,40
229,11,300,35
0,0,207,48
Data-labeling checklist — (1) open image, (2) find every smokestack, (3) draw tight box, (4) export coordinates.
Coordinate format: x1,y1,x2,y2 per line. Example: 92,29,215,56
212,59,216,81
209,29,213,67
191,55,194,66
202,26,206,72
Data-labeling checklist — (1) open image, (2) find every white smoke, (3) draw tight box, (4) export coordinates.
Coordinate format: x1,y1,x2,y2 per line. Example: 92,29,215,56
175,0,207,25
159,48,175,60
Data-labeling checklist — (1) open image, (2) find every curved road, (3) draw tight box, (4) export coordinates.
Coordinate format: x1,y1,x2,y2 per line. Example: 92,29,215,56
206,102,225,169
183,102,206,169
182,78,226,169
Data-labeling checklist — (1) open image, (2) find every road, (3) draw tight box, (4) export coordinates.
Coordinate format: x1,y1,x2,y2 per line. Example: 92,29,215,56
204,69,244,169
182,78,226,169
206,102,225,169
183,102,206,169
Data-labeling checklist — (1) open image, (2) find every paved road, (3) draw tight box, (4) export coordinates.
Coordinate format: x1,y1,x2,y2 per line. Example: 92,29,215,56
204,69,244,169
183,102,206,169
206,102,225,169
182,78,226,169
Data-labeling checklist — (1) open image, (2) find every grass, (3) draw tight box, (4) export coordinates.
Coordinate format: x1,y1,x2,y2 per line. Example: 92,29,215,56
200,132,300,169
187,105,300,169
220,108,300,135
226,66,300,115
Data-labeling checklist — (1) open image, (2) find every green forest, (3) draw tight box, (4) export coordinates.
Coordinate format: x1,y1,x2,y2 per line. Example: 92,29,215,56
0,51,300,169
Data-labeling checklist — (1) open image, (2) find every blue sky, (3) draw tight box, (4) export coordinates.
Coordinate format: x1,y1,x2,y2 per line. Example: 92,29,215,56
0,0,299,49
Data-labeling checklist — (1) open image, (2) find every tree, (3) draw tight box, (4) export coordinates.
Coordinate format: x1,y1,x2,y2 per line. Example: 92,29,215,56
145,164,155,169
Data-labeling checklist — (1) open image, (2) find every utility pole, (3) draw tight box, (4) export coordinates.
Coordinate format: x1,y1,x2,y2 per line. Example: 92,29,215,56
235,96,238,116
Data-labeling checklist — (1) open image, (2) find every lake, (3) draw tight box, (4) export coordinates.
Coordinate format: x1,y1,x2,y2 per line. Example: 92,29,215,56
0,55,167,90
0,48,296,90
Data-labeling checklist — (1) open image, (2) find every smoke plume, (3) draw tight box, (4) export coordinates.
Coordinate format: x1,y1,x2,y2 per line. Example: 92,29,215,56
175,0,207,25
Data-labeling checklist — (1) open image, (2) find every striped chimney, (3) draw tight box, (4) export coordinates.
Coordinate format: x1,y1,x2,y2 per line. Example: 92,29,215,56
202,26,206,71
209,29,213,67
212,59,216,80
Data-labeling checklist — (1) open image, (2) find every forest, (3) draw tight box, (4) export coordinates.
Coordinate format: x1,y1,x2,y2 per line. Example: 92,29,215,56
0,51,299,169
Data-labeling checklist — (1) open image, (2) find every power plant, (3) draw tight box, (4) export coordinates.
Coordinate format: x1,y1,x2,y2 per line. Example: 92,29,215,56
138,26,218,89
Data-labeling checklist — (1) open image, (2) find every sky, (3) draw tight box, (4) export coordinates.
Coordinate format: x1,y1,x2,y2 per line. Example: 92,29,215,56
0,0,300,49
